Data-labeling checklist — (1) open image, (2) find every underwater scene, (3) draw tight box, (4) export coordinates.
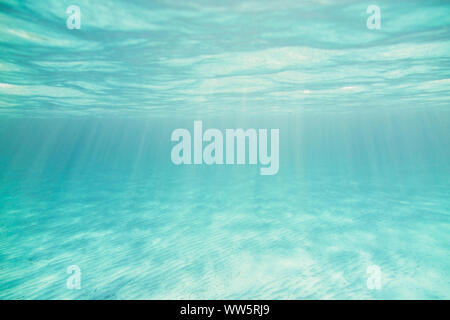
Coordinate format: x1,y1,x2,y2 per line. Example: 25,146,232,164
0,0,449,299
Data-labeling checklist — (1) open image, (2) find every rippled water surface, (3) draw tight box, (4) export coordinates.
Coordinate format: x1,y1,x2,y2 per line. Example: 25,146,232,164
1,0,449,116
0,0,449,299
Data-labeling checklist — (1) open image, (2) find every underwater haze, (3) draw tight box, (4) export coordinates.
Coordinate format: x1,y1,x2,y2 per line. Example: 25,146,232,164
0,0,449,299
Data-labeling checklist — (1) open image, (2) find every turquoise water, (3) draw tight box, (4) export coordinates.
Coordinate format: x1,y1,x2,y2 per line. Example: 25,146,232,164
0,0,449,299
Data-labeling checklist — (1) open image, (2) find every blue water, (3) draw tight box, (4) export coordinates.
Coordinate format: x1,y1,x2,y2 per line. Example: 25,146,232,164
0,0,449,299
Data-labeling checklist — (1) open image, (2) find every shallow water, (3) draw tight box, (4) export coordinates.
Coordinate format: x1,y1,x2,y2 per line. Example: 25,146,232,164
0,0,449,299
